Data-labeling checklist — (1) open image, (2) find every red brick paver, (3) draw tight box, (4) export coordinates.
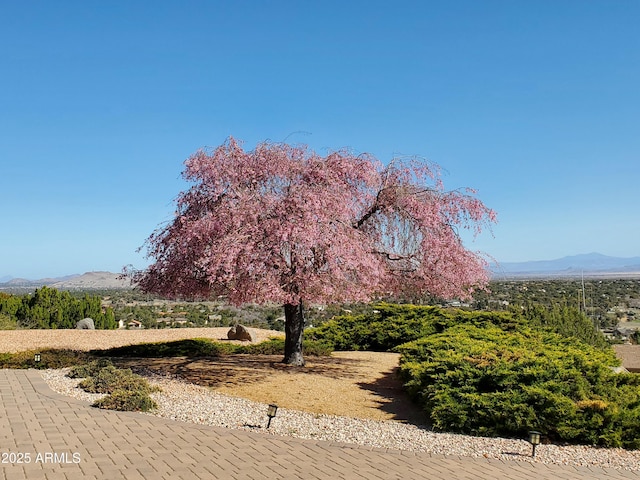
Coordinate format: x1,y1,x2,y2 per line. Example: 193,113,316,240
0,369,637,480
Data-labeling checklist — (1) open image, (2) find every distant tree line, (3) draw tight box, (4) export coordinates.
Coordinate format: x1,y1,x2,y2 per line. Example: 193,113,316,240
472,279,640,328
515,303,609,349
0,287,116,329
112,302,285,330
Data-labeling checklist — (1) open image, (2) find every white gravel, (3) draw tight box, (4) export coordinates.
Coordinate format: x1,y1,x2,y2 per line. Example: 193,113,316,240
41,368,640,472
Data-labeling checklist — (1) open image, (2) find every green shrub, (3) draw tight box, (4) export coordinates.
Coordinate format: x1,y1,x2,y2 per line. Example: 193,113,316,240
78,365,158,395
235,337,332,356
516,303,609,349
0,286,116,329
307,303,526,352
0,349,91,369
68,359,114,378
92,337,332,359
301,339,334,356
72,361,160,413
92,338,228,358
233,338,286,355
306,303,447,351
0,313,17,330
396,317,640,448
92,389,157,412
306,301,620,444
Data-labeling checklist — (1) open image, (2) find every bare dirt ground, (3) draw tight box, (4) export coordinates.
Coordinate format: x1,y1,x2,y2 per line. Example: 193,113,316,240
1,328,426,423
116,351,425,423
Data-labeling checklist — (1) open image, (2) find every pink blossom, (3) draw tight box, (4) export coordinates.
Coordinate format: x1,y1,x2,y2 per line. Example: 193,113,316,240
131,138,497,364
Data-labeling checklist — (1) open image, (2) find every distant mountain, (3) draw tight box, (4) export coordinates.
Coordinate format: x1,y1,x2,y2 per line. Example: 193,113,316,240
492,253,640,278
2,277,35,287
50,271,133,289
0,272,134,291
3,255,639,289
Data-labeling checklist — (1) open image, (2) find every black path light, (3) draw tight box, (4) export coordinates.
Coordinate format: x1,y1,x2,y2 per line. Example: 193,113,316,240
266,404,278,428
528,430,542,458
34,353,41,364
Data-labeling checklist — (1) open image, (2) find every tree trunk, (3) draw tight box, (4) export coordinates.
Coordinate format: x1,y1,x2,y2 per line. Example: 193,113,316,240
283,301,305,366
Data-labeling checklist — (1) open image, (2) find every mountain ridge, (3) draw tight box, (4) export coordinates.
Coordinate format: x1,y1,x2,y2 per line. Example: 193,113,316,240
3,253,640,288
492,253,640,278
0,271,133,290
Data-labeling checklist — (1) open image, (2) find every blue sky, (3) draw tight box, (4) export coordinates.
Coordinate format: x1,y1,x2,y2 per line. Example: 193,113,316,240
1,1,639,279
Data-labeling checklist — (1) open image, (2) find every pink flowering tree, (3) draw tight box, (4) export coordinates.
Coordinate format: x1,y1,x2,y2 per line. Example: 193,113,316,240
132,138,496,365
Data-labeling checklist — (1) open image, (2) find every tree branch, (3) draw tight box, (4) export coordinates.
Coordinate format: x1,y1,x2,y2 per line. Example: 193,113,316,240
354,204,380,229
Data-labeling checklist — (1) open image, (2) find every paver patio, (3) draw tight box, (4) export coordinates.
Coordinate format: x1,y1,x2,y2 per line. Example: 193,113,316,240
0,369,637,480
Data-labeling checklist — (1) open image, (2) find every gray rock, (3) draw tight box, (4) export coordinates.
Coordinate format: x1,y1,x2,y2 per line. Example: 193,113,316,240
76,318,95,330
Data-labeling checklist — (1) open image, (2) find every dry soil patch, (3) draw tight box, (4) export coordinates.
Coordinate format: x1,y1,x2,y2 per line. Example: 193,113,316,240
117,351,425,423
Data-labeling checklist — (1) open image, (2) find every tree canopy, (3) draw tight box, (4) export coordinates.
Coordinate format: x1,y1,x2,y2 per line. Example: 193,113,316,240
133,138,496,364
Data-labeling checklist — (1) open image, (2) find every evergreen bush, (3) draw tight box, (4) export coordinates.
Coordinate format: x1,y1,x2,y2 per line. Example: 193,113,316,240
93,338,227,358
306,303,446,351
310,302,640,448
67,358,114,378
92,389,157,412
74,362,159,413
0,349,90,369
237,337,332,356
396,315,640,448
78,365,158,395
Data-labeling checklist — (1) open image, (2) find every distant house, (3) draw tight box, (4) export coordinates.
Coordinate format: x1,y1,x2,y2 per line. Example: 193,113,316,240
613,345,640,373
127,320,143,329
155,317,190,327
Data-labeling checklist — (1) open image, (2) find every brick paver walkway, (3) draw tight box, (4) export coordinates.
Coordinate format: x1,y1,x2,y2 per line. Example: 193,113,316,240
1,369,637,480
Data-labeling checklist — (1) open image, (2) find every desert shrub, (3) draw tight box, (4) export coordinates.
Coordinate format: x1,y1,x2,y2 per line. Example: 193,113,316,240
0,349,91,369
0,351,38,369
92,337,332,359
236,337,332,356
92,389,157,412
92,338,228,358
78,365,158,395
74,362,159,412
232,337,286,354
328,304,627,446
0,313,17,330
300,339,333,356
68,358,114,378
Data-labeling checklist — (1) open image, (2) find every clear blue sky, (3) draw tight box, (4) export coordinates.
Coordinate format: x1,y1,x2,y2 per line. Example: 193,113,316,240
1,1,639,279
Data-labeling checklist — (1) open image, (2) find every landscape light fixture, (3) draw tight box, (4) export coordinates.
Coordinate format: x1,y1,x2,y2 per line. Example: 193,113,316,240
266,404,278,429
34,353,41,363
527,430,542,458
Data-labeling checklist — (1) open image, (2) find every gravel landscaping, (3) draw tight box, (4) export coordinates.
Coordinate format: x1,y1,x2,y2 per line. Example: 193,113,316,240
41,365,640,473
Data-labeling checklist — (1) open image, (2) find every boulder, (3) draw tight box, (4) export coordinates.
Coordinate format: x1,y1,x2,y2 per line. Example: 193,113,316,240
76,318,95,330
227,325,237,339
227,324,256,342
